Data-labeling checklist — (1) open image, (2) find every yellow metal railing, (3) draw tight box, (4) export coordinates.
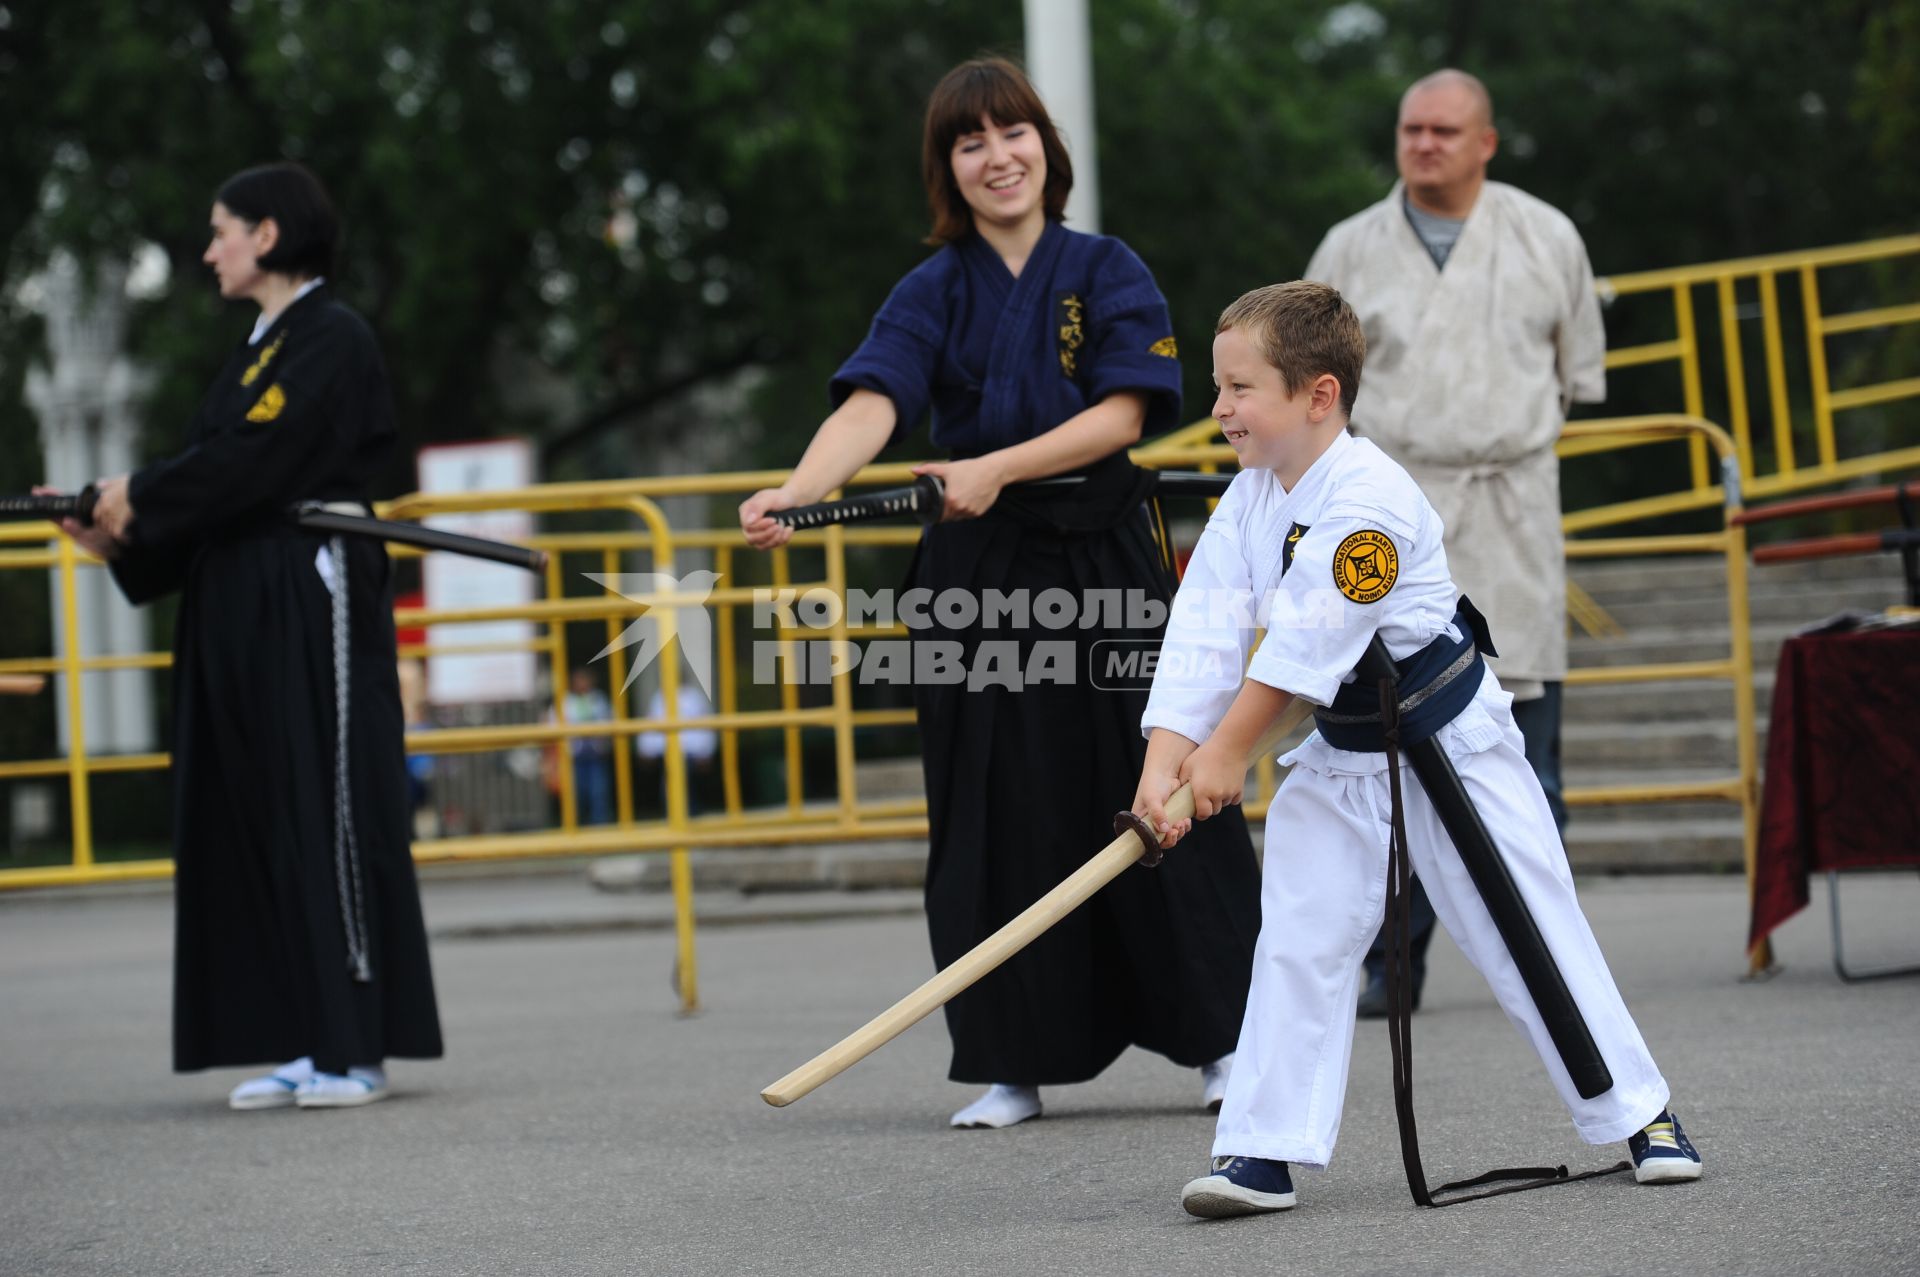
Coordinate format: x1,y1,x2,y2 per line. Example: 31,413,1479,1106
1575,234,1920,525
8,234,1912,982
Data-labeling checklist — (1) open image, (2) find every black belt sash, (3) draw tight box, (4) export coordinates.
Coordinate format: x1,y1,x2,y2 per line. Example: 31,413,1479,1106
1314,598,1494,753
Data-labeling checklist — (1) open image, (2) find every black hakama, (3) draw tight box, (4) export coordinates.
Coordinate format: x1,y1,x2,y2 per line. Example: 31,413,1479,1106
915,459,1262,1084
109,286,442,1075
831,222,1262,1085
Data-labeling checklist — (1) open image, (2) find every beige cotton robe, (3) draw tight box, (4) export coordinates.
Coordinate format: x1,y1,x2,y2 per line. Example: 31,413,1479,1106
1305,179,1605,688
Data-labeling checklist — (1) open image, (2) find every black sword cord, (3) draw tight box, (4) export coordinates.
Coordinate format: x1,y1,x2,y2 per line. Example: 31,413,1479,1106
1372,659,1629,1206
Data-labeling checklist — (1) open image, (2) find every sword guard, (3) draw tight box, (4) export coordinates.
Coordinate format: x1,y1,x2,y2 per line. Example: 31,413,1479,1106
1114,809,1164,868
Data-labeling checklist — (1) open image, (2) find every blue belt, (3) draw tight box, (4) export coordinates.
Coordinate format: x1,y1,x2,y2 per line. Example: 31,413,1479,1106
1312,598,1497,753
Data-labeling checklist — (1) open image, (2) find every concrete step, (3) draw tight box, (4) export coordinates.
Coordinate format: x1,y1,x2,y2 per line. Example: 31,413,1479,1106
590,839,931,895
1563,817,1746,873
1570,620,1799,668
1570,552,1894,599
1575,581,1905,632
1561,717,1758,770
1562,675,1772,725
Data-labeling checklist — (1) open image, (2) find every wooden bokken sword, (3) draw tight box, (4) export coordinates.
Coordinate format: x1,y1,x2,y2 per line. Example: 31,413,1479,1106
760,700,1315,1107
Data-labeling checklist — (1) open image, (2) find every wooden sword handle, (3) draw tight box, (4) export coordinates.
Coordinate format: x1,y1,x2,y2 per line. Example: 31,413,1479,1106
759,696,1316,1107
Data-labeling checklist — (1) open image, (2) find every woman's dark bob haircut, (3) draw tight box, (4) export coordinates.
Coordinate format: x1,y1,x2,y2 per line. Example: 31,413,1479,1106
921,57,1074,246
215,162,339,281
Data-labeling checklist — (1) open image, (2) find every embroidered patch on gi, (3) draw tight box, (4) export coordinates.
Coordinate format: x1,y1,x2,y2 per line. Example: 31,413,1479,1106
240,332,286,387
1331,529,1397,603
1148,336,1178,358
1056,292,1085,378
1280,522,1310,577
246,383,287,423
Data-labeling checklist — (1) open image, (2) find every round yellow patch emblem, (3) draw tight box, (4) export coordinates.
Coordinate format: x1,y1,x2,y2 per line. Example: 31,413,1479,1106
1331,529,1398,603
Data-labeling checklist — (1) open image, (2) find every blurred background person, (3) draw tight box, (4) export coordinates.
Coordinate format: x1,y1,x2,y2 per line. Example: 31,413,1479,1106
564,666,616,826
1306,69,1605,1017
638,679,718,818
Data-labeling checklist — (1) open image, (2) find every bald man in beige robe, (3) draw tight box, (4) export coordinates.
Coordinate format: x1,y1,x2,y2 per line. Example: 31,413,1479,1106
1306,69,1605,1014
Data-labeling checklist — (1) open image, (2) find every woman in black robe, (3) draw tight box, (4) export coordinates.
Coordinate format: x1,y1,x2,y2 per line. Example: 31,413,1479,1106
50,163,441,1109
741,59,1262,1128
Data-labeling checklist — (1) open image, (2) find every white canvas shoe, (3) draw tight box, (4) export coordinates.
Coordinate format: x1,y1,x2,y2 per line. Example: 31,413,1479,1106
228,1057,314,1111
950,1084,1042,1129
295,1066,389,1109
1200,1053,1234,1114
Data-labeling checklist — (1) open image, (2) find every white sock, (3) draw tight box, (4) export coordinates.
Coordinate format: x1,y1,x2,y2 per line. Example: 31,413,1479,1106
951,1083,1042,1129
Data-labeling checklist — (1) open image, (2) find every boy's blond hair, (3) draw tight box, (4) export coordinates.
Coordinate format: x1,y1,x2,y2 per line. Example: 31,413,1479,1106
1215,281,1366,418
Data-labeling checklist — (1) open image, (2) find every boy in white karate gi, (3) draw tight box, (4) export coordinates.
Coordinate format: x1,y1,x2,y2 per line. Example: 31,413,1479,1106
1131,281,1701,1217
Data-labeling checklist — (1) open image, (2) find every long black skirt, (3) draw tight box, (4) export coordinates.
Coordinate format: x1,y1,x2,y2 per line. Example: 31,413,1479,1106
915,494,1261,1085
168,529,442,1075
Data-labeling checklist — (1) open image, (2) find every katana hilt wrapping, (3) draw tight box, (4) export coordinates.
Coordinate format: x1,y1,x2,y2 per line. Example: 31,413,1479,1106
0,486,98,524
770,474,946,530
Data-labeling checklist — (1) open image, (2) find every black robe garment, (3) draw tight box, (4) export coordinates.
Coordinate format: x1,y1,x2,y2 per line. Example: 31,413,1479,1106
110,287,442,1074
917,457,1263,1085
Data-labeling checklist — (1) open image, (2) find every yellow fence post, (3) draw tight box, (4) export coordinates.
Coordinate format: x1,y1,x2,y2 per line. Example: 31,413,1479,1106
1799,263,1839,470
546,551,578,832
824,521,858,821
1719,467,1767,976
715,546,744,818
1674,283,1710,490
1757,270,1795,477
771,548,804,815
1717,274,1754,482
603,547,637,829
630,501,700,1016
57,536,93,871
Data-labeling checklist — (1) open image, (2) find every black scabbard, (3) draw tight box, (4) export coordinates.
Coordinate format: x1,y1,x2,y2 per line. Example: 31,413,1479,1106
0,488,544,573
1355,636,1614,1100
293,507,547,574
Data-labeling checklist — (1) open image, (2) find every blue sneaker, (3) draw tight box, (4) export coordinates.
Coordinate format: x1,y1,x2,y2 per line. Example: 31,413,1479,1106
1629,1111,1703,1184
1181,1155,1297,1217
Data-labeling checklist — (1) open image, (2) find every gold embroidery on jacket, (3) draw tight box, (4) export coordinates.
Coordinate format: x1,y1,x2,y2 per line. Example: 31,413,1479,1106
240,332,286,387
1056,293,1085,378
246,383,287,423
1148,336,1178,358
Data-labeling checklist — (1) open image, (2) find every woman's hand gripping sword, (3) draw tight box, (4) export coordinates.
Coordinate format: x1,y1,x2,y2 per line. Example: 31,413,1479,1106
759,697,1316,1107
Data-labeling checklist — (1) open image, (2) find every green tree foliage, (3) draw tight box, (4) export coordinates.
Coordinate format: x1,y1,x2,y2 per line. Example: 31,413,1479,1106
0,0,1013,487
3,0,1909,482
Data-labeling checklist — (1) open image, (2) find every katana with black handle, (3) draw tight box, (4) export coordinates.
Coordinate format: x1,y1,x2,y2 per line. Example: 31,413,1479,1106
0,489,101,524
1,487,547,574
769,469,1236,530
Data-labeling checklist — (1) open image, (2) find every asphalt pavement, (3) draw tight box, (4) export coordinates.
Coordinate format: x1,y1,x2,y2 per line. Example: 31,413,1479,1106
3,867,1918,1276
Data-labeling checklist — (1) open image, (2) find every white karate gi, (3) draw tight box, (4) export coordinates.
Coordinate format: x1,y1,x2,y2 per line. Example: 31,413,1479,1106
1142,432,1667,1169
1305,181,1606,689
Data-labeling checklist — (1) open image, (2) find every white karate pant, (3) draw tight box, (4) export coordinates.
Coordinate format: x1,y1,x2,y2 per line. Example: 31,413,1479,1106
1211,718,1669,1168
